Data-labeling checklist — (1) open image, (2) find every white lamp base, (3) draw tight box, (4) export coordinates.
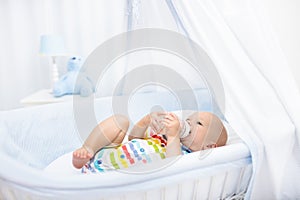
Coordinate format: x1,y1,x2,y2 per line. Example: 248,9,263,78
51,57,59,89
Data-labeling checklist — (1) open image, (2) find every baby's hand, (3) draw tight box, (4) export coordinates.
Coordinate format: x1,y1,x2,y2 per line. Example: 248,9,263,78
162,112,180,138
149,112,167,133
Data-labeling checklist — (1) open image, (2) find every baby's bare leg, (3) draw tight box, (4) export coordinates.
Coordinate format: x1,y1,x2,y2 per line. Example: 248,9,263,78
72,115,129,169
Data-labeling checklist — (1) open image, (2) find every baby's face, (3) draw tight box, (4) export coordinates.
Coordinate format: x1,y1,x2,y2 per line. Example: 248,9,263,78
180,112,211,151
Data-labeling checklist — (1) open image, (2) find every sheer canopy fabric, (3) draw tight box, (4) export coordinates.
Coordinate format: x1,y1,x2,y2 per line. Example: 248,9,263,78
126,0,300,198
168,0,300,199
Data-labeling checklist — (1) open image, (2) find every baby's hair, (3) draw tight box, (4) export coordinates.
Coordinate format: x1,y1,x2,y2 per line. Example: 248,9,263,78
216,122,227,147
202,112,228,148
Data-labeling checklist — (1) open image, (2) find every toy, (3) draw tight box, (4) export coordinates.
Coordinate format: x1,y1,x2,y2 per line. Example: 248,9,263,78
53,56,94,97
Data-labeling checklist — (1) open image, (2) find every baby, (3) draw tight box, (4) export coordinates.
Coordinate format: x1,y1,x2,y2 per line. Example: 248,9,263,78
72,111,227,173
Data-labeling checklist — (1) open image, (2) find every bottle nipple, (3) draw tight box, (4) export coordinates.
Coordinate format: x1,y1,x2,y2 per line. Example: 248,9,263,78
180,120,190,138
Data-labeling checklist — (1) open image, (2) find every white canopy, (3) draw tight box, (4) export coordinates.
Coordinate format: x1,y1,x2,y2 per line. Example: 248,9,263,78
117,0,300,199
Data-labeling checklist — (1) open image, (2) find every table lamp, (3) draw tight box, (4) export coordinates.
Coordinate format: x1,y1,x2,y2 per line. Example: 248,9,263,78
39,34,67,88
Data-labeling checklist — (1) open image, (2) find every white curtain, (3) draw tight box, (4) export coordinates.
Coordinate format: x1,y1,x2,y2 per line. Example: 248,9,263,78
170,0,300,198
0,0,127,110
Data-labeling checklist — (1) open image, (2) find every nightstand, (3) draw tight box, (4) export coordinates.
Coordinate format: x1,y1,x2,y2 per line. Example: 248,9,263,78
20,89,73,106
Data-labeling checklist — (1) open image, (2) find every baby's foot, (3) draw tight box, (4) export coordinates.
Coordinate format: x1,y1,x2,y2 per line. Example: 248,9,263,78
72,147,93,169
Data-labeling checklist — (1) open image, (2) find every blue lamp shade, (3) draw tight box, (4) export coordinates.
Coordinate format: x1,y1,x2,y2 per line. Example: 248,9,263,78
39,35,66,56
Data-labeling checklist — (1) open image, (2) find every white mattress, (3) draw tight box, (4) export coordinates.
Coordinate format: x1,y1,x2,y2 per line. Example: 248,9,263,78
0,138,251,199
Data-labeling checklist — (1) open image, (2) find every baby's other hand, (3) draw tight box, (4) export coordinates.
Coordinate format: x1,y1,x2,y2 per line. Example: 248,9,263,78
149,112,167,133
162,112,180,138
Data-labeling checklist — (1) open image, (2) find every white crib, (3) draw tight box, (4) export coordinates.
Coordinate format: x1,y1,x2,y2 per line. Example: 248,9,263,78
0,90,252,200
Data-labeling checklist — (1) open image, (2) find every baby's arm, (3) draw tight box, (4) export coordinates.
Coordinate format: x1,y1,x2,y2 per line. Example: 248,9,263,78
128,112,166,140
128,114,150,140
162,113,182,157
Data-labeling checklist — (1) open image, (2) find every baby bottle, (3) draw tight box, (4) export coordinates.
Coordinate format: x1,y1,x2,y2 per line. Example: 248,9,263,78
180,120,190,138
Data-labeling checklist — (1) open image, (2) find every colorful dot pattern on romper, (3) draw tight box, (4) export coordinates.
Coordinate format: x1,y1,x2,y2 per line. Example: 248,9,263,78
147,138,166,159
117,148,128,168
134,139,152,163
110,152,120,169
93,148,105,172
84,130,168,173
129,143,143,161
122,145,135,164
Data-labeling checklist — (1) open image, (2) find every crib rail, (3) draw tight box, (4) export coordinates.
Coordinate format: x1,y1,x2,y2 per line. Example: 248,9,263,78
0,163,252,200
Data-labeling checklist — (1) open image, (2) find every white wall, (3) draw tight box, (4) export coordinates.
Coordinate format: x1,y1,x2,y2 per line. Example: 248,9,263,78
0,1,128,111
263,0,300,92
1,1,299,111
